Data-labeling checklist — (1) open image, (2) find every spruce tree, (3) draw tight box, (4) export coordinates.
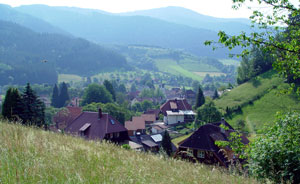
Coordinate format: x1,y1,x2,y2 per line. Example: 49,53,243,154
212,89,219,99
195,87,205,109
2,88,22,121
161,131,173,156
103,80,116,101
19,83,45,127
51,84,59,108
58,82,69,107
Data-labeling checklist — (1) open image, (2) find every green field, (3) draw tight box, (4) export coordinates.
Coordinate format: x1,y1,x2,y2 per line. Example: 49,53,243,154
0,122,257,184
58,74,83,83
171,132,193,147
219,59,240,66
215,70,300,133
155,59,203,81
215,70,283,111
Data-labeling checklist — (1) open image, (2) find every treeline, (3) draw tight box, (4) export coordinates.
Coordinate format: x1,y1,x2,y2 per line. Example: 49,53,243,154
237,47,274,84
0,20,129,85
2,83,46,127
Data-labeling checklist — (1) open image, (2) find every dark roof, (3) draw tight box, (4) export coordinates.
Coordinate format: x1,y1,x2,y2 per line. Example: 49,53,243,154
66,111,127,140
179,121,248,150
160,98,192,116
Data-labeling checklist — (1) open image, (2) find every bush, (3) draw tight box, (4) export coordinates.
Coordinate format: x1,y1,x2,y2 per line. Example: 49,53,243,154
248,112,300,184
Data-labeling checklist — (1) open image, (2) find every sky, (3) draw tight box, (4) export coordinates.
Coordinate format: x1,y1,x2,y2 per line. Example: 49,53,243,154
0,0,256,18
0,0,298,18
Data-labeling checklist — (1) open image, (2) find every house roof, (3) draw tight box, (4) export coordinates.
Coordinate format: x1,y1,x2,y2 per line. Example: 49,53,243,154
178,120,249,166
125,116,145,131
144,109,160,119
53,106,82,128
151,134,163,142
160,98,192,116
141,114,156,122
66,111,127,140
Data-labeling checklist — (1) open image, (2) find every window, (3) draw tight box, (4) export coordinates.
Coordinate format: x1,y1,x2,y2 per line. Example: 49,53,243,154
197,150,205,158
187,148,193,156
110,119,115,125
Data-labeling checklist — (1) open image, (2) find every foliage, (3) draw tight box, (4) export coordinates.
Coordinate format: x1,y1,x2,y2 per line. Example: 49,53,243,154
19,83,46,127
196,99,222,126
213,89,219,99
1,87,22,121
51,84,60,108
81,84,113,106
58,82,70,108
205,0,300,94
161,131,173,156
121,144,131,150
195,87,205,109
248,112,300,183
237,46,274,84
104,80,116,101
82,102,132,124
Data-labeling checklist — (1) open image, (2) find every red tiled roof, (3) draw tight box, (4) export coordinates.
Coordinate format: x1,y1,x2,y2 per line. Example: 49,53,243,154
66,112,127,140
125,117,145,131
160,98,192,116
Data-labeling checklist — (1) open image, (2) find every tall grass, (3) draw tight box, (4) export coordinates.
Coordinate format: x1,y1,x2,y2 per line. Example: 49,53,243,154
0,122,258,184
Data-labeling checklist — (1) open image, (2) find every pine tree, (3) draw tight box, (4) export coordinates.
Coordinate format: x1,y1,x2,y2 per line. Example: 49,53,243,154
58,82,69,107
104,80,116,101
195,87,205,109
212,89,219,99
19,83,45,127
161,131,173,156
51,84,59,108
2,87,22,121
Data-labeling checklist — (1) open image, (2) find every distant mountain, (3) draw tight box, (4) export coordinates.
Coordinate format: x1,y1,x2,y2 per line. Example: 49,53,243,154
0,4,69,35
15,5,236,58
0,20,129,85
120,6,254,35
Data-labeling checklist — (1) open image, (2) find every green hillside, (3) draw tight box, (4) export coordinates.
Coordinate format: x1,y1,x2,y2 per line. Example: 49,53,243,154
0,122,257,184
114,45,231,81
215,70,300,132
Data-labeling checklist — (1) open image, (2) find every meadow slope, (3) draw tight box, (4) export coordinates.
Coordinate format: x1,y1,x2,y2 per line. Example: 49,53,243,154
0,122,257,184
215,70,300,132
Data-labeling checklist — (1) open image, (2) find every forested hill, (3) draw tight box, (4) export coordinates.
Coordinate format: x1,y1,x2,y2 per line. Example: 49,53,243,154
15,4,235,58
120,6,253,35
0,20,130,85
0,4,68,35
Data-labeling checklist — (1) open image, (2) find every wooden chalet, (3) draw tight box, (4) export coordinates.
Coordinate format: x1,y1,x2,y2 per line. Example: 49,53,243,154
176,120,249,167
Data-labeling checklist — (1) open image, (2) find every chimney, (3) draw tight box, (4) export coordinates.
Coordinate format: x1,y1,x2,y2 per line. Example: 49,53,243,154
98,108,102,119
220,117,225,133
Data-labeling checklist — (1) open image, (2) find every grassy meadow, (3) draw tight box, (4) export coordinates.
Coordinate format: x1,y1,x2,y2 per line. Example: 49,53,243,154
0,121,258,184
216,70,300,133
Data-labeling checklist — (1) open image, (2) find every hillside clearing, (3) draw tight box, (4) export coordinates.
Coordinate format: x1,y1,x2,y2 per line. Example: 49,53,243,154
58,74,83,83
0,122,257,184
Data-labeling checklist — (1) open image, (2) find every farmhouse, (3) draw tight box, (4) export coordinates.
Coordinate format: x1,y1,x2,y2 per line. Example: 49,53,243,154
160,98,195,124
176,119,249,167
125,116,146,136
65,109,128,143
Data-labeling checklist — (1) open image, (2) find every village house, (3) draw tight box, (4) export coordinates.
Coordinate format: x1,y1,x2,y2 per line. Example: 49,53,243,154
176,119,249,167
160,98,195,125
151,122,168,134
141,113,156,125
125,116,146,136
144,109,161,120
65,109,128,143
129,133,161,152
184,89,196,105
50,106,82,131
